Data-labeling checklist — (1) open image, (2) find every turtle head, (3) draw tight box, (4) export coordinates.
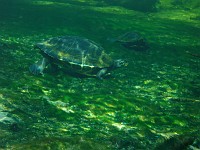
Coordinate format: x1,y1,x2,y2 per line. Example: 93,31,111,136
113,59,128,68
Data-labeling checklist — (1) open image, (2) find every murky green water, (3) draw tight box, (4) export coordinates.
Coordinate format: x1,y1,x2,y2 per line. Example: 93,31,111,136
0,0,200,149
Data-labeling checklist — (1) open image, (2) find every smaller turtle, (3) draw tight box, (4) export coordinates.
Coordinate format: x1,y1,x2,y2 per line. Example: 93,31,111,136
186,51,200,58
29,36,127,79
113,32,149,51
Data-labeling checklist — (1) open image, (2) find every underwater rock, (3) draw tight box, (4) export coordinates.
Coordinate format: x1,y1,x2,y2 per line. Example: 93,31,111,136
0,103,15,125
0,111,22,132
0,111,15,124
154,135,200,150
0,100,23,134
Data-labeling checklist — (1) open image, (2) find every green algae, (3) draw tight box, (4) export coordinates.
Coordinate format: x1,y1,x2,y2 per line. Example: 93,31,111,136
0,0,200,149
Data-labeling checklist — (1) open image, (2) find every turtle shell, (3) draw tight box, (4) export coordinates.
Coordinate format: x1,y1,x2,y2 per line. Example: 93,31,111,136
116,32,143,43
116,32,149,50
36,36,113,76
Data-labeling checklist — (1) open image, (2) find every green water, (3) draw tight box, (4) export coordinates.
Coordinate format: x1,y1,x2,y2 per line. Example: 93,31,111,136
0,0,200,149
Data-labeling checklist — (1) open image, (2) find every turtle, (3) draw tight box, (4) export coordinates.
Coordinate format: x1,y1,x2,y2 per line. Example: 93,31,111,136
113,32,149,51
29,36,126,79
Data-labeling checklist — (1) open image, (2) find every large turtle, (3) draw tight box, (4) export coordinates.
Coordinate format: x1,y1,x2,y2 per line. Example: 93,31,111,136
29,36,126,79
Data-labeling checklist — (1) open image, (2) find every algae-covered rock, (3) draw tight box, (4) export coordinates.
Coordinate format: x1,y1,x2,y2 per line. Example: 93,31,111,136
155,134,200,150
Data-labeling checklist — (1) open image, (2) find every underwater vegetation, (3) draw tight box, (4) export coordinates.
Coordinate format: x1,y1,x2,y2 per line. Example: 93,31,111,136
171,0,200,9
158,0,200,10
101,0,159,12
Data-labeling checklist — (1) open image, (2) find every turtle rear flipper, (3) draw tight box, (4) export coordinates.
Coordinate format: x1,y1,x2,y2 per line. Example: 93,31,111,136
29,58,47,75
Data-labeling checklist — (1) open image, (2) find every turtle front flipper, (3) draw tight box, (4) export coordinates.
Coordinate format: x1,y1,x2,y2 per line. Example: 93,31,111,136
97,68,108,79
29,58,48,75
